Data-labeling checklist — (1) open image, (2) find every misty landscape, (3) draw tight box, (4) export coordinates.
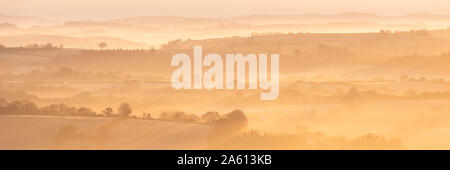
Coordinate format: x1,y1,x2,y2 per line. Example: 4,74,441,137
2,8,450,149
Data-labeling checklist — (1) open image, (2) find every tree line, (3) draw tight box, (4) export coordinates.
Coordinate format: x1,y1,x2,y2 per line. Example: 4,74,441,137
0,98,133,118
0,98,248,126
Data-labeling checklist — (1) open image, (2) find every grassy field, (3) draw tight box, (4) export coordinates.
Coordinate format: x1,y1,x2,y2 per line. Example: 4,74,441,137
0,115,211,149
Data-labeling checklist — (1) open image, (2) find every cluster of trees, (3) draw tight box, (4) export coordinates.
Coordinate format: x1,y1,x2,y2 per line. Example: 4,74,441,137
345,133,402,149
0,42,159,55
209,110,249,141
223,130,308,149
157,109,248,127
159,111,201,122
18,43,64,49
0,43,63,51
160,39,182,49
0,67,123,82
79,47,158,57
0,98,134,118
218,129,402,149
159,111,224,123
378,29,430,36
51,67,121,81
0,97,249,128
398,74,446,83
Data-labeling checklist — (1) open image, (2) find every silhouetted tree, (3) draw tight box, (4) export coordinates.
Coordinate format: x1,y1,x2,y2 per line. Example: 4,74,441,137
345,133,402,149
98,42,108,50
221,109,248,130
102,107,114,117
210,109,248,144
118,103,132,118
142,112,151,119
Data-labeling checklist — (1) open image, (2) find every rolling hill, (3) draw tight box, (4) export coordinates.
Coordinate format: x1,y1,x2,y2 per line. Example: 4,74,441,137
0,115,211,149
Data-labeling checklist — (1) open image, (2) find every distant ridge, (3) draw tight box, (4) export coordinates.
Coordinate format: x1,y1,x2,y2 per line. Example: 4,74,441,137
0,13,58,26
104,13,450,26
3,12,450,27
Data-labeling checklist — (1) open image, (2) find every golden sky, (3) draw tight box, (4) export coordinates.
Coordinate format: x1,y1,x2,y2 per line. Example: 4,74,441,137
1,0,450,19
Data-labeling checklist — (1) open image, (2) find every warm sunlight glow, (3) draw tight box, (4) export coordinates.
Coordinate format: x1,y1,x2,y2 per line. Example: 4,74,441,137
1,0,450,150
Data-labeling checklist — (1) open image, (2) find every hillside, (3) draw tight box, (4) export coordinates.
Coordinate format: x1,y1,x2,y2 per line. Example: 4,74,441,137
0,115,211,149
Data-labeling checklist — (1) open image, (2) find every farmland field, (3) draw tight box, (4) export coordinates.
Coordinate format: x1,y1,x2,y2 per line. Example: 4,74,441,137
0,115,211,149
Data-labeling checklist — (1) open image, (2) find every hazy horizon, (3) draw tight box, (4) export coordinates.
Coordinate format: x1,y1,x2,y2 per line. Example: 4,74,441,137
3,11,450,22
1,0,450,20
3,0,450,150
